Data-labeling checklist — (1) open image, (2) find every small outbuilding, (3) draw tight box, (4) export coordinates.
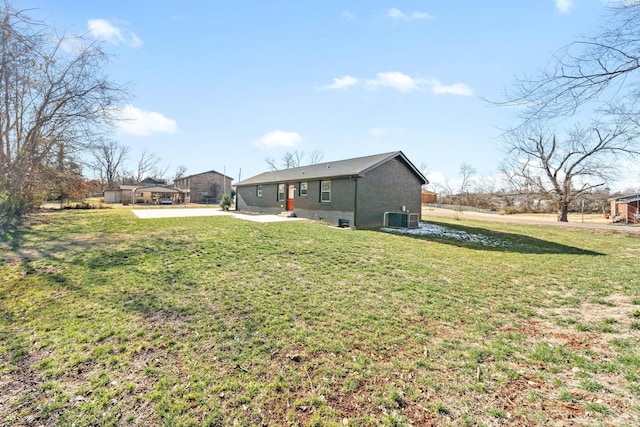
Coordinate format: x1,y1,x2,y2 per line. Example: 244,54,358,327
104,185,181,205
234,151,427,228
422,190,437,204
609,193,640,224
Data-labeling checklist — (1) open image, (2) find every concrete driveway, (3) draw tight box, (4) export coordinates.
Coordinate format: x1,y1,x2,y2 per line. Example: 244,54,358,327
132,208,306,223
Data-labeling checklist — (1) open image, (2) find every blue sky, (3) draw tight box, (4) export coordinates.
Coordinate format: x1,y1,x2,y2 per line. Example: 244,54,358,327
20,0,635,190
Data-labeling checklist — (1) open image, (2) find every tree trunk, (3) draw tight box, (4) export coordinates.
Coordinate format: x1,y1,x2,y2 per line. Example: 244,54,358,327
557,203,569,222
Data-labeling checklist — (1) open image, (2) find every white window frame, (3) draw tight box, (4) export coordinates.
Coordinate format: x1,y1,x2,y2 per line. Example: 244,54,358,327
257,185,262,197
299,182,308,197
320,180,331,203
277,183,285,201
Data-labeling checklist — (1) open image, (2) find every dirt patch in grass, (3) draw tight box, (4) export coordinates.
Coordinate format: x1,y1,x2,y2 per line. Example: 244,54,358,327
493,293,640,425
541,292,640,339
0,347,52,425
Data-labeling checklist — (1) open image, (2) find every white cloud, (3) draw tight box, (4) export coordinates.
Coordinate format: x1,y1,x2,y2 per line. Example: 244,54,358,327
555,0,573,14
112,104,177,136
320,72,472,96
88,19,143,48
254,130,301,149
410,11,433,20
369,128,388,136
320,75,359,90
366,71,419,92
342,10,354,21
610,160,640,192
425,171,447,187
428,79,474,96
387,8,405,19
369,127,406,137
387,8,434,21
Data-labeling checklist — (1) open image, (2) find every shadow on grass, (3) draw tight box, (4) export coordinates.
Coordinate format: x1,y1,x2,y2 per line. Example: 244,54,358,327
0,222,25,253
380,221,604,255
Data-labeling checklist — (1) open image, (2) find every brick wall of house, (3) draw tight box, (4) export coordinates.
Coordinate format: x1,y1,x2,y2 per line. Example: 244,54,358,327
174,171,232,204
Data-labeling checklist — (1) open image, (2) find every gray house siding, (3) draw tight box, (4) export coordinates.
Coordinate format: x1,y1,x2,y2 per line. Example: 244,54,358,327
290,178,356,224
236,183,282,214
235,151,426,228
236,178,356,223
355,158,423,228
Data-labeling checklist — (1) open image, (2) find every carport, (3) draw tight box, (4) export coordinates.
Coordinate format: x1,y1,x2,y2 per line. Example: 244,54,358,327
122,186,181,205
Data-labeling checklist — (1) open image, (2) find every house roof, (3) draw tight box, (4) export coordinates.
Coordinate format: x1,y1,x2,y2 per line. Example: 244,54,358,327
177,170,234,181
235,151,427,186
139,177,167,185
618,196,640,204
609,193,640,202
119,185,180,193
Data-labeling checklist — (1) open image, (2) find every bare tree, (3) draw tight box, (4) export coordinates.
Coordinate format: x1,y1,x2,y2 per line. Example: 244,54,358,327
131,149,168,183
90,140,129,188
472,173,498,210
419,162,431,191
500,3,640,122
308,150,324,165
453,163,476,218
474,174,496,196
171,165,187,184
0,2,124,218
265,150,325,170
282,152,296,169
493,2,640,219
458,163,476,203
501,120,637,222
265,157,278,171
292,150,305,168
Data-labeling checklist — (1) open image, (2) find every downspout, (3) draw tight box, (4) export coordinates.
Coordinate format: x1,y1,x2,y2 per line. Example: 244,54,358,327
353,177,358,228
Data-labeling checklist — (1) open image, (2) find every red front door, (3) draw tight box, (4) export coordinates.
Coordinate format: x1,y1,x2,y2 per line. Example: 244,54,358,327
287,185,295,210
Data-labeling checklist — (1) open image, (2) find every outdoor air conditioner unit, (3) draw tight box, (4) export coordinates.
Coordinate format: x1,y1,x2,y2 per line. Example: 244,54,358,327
384,211,419,229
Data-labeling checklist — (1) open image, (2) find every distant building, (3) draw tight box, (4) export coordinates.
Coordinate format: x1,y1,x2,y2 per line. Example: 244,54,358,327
173,170,233,204
422,190,437,204
609,193,640,224
104,184,180,205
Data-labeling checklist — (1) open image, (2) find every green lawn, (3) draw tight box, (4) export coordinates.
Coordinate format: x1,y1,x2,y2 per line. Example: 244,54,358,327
1,209,639,426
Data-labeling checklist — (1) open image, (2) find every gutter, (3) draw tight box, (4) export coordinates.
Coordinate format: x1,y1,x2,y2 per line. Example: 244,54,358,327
353,176,358,228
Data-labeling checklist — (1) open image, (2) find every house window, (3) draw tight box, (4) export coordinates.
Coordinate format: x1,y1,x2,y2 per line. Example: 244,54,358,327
320,180,331,202
299,182,308,197
257,185,263,197
277,183,285,201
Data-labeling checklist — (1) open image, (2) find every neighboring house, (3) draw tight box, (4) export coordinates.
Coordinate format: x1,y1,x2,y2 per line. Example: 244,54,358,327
609,194,640,224
422,190,437,204
235,151,427,229
138,177,167,186
174,170,233,204
104,184,181,205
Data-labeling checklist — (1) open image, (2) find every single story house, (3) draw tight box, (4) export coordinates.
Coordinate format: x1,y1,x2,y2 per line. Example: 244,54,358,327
609,193,640,224
173,170,233,204
234,151,427,229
